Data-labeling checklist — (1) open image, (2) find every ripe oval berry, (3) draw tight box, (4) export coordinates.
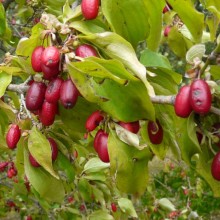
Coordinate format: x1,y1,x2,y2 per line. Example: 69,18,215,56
6,124,21,149
81,0,99,20
97,132,109,163
45,78,63,103
48,138,58,161
211,152,220,181
39,101,58,126
31,46,44,72
148,120,163,145
174,85,192,118
75,44,98,58
94,129,105,152
111,203,117,212
164,26,171,37
29,153,40,167
25,82,46,111
196,131,203,145
60,79,79,109
41,62,60,80
0,162,8,172
118,121,140,134
190,79,212,114
85,110,104,132
41,46,60,67
94,130,109,163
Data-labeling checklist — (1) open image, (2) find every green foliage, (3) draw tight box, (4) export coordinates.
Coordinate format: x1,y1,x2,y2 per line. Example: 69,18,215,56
1,0,220,219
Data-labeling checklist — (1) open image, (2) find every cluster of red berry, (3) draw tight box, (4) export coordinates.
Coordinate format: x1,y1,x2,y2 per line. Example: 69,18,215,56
174,79,212,118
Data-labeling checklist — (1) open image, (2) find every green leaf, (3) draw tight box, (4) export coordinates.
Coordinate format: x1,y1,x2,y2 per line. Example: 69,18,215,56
206,15,219,41
28,126,59,179
0,72,12,97
140,48,172,69
78,178,93,202
70,59,129,84
210,65,220,80
62,0,81,23
7,91,20,110
83,158,110,173
179,113,202,165
42,0,75,17
93,79,155,122
145,0,164,51
79,32,155,95
167,0,204,42
167,26,193,58
54,153,75,182
108,130,152,195
16,23,44,56
101,0,150,48
118,198,138,218
24,147,65,203
59,97,99,133
88,210,114,220
0,99,16,121
68,66,155,122
194,152,220,197
0,4,6,37
69,20,107,34
84,172,106,182
84,57,139,82
158,198,176,211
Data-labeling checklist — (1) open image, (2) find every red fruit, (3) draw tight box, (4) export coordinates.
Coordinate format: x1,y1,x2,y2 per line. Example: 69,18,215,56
0,162,8,172
60,79,79,109
94,129,105,152
29,153,40,167
41,62,60,80
212,123,220,147
85,110,104,132
111,203,117,212
174,85,192,118
68,196,74,203
6,124,21,149
48,138,58,161
164,26,171,37
190,79,212,114
1,96,4,102
148,120,163,145
25,81,46,111
163,3,172,13
6,201,16,208
7,168,17,178
75,44,98,58
28,80,34,86
118,121,140,134
196,131,203,145
81,0,99,20
80,204,85,211
96,131,109,163
45,78,63,103
41,46,60,67
211,152,220,181
39,101,58,126
26,216,32,220
73,150,78,158
31,46,44,72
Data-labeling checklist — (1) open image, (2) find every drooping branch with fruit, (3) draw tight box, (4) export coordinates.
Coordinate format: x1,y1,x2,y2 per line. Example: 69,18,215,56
1,0,220,219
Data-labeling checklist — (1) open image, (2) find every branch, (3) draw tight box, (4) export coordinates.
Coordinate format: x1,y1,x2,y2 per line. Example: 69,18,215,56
3,0,15,10
7,83,28,94
6,83,220,117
